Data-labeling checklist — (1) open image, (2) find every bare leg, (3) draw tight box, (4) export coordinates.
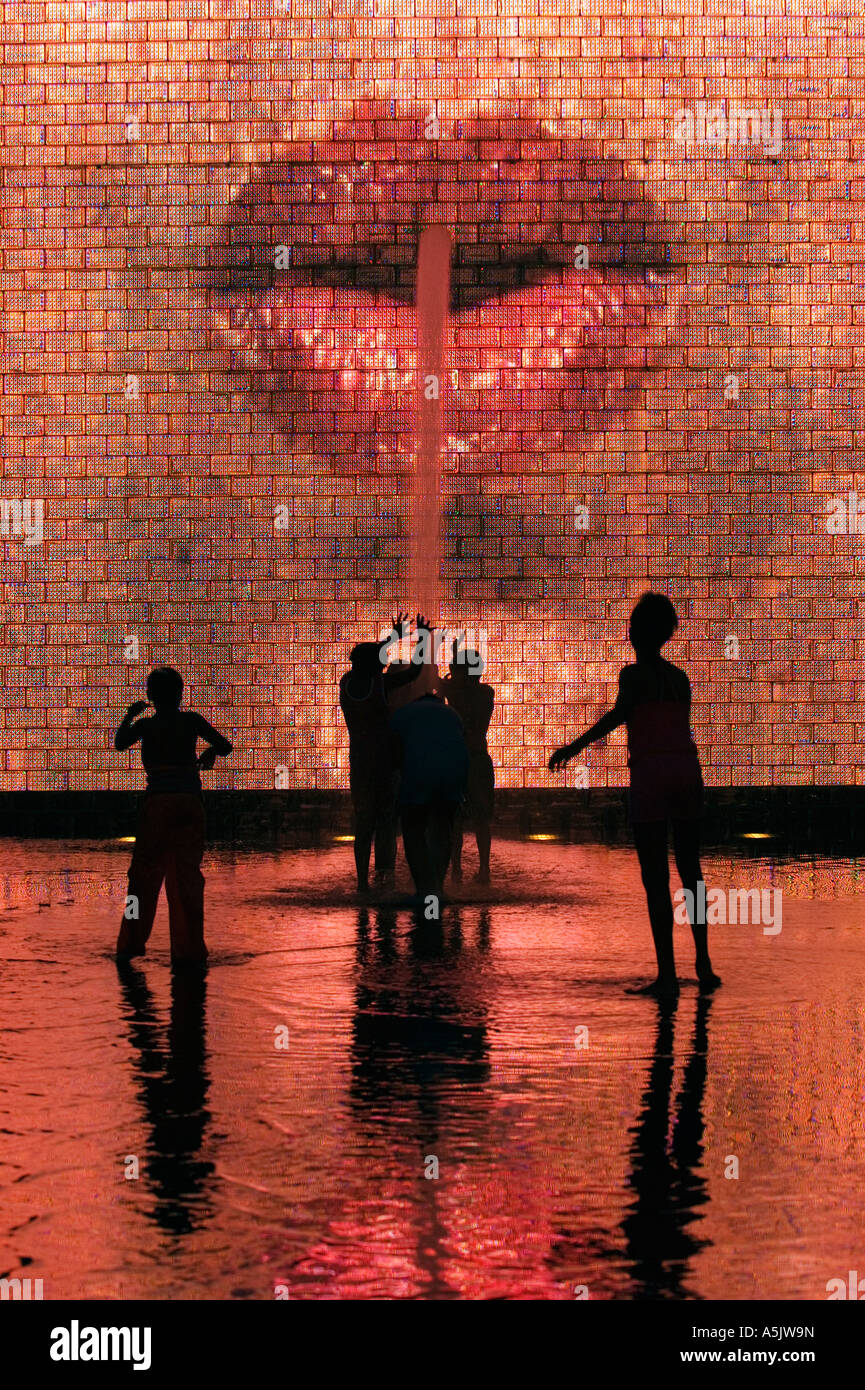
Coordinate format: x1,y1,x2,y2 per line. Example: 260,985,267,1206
630,820,679,995
351,790,375,891
373,773,397,882
353,828,373,890
451,808,464,881
672,818,721,990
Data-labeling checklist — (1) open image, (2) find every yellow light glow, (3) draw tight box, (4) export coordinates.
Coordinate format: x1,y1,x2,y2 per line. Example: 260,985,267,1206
527,833,558,842
741,832,773,840
116,836,136,843
333,834,355,843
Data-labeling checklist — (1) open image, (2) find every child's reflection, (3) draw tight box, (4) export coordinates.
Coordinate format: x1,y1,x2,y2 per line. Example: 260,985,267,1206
622,995,713,1297
116,961,215,1237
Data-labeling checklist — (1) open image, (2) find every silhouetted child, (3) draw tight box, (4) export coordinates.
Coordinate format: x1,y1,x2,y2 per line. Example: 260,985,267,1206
549,593,721,1000
386,628,469,904
442,638,494,883
339,634,398,891
115,666,232,964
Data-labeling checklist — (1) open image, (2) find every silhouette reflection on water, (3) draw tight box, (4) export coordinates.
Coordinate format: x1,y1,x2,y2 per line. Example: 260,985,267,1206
622,995,712,1297
347,906,492,1298
5,837,862,1298
116,962,215,1236
351,906,491,1104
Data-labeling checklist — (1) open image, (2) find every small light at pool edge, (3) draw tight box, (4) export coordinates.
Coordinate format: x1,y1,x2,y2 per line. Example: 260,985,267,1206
333,834,355,843
116,836,136,843
527,833,558,842
741,832,773,840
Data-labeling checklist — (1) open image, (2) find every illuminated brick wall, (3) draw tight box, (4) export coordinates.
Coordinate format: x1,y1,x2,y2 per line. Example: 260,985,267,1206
0,2,862,790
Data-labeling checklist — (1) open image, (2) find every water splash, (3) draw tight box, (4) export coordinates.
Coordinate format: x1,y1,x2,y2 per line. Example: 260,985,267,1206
411,225,452,623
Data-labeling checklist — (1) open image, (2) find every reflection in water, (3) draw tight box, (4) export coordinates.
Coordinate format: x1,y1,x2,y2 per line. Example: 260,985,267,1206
351,906,491,1112
2,839,865,1298
117,962,214,1236
623,996,712,1297
347,907,491,1299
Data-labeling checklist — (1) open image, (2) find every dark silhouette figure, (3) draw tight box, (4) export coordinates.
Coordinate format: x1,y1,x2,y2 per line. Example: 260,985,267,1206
338,631,399,891
386,619,469,903
116,959,215,1235
549,593,721,999
622,996,712,1296
115,666,232,963
441,638,494,883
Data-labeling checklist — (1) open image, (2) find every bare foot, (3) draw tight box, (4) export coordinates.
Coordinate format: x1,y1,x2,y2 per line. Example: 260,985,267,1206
697,970,722,993
475,868,491,885
626,978,680,1000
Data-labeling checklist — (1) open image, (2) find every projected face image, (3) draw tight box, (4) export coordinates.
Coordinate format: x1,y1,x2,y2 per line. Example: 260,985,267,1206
201,106,674,472
1,2,861,788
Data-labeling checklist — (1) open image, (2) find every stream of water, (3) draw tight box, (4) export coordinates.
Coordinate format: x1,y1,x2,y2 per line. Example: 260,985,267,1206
411,225,452,623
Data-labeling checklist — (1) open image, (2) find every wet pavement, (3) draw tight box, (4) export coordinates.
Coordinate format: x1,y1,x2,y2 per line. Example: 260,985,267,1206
1,836,863,1300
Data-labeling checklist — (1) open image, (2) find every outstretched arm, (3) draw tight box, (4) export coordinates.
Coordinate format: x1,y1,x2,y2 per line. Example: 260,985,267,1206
114,701,149,751
413,612,447,661
548,672,632,771
377,610,411,666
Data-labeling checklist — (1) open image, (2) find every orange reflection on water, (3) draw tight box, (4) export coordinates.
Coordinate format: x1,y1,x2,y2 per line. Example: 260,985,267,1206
1,838,864,1299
